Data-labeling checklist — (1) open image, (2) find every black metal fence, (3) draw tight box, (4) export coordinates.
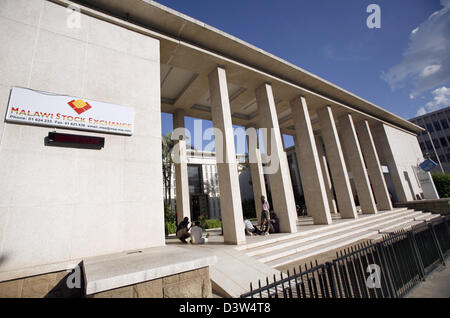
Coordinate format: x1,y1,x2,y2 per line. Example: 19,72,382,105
241,216,450,298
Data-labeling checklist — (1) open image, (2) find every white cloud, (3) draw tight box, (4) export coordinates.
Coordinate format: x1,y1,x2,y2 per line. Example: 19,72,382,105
416,107,427,116
381,0,450,96
416,86,450,115
420,64,442,78
426,86,450,108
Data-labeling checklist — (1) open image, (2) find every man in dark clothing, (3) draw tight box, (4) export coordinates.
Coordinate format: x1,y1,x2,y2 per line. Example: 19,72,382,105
176,217,191,243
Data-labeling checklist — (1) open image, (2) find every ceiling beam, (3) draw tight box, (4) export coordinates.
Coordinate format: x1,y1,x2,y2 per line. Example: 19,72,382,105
173,74,210,109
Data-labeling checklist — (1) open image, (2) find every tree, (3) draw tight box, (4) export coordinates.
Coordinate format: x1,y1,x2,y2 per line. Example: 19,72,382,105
162,132,175,208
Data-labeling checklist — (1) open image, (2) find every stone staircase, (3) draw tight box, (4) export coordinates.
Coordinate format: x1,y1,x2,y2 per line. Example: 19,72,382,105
237,208,441,269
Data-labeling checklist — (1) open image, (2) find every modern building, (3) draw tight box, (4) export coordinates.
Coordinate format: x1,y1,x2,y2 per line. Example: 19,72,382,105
409,106,450,173
0,0,435,293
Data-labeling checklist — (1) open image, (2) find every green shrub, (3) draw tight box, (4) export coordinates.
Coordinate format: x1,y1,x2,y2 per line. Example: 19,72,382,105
198,215,222,229
164,222,177,235
165,221,177,235
164,203,176,223
203,219,222,229
432,173,450,198
164,204,177,235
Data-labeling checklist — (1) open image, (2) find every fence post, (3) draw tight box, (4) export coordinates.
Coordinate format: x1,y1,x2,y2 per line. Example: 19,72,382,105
408,230,426,280
325,262,337,298
429,222,446,266
376,242,398,298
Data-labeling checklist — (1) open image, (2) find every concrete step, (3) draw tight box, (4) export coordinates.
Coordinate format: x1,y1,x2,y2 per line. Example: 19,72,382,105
265,213,435,268
266,230,382,268
370,220,425,241
236,208,410,252
368,212,427,232
370,213,443,241
253,211,424,264
245,209,419,258
208,248,280,298
413,212,441,222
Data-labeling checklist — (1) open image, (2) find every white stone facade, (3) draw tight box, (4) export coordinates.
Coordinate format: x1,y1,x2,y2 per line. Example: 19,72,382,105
0,0,164,280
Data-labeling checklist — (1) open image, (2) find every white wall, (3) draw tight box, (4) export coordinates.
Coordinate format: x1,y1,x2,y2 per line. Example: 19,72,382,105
0,0,164,279
373,123,425,202
383,125,425,200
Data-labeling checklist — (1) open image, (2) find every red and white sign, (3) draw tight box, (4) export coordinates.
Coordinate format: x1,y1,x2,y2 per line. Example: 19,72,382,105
5,87,134,135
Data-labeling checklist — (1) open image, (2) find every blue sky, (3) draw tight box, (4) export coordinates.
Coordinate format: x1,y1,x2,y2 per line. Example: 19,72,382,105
159,0,450,151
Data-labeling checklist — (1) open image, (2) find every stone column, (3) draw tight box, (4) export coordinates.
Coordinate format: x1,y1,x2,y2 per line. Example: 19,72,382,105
281,134,286,151
256,83,297,233
356,120,393,211
246,127,267,225
208,67,246,245
173,109,191,224
318,106,358,219
292,135,304,198
291,96,332,225
315,135,338,214
339,113,377,214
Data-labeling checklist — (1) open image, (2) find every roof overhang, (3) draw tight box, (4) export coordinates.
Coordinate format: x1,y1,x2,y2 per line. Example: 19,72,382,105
64,0,423,135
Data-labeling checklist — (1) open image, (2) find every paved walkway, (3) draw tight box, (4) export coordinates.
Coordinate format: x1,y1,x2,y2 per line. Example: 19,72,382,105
167,230,280,298
406,264,450,298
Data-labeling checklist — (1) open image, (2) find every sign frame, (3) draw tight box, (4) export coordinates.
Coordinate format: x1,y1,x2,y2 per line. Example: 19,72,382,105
5,87,134,136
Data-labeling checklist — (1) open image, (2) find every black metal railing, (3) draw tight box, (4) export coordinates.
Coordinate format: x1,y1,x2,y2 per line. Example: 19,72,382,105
241,216,450,298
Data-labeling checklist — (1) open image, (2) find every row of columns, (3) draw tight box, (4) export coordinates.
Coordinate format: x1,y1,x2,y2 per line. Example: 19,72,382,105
172,66,393,245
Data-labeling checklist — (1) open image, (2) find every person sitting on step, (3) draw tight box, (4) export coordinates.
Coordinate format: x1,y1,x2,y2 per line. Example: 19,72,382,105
244,218,263,236
190,221,210,244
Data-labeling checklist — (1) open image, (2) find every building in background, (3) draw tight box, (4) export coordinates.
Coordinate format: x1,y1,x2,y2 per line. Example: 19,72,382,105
410,106,450,173
170,149,247,220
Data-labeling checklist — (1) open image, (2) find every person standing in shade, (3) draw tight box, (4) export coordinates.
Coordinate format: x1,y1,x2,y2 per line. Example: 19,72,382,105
261,196,271,236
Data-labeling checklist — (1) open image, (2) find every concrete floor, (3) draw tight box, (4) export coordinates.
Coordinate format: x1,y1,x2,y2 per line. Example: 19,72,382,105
406,263,450,298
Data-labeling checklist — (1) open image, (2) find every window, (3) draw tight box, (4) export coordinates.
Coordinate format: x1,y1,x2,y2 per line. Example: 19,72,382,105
433,139,441,148
420,142,425,151
440,137,448,147
426,140,432,149
426,123,434,132
434,121,442,131
441,119,449,129
188,165,203,194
